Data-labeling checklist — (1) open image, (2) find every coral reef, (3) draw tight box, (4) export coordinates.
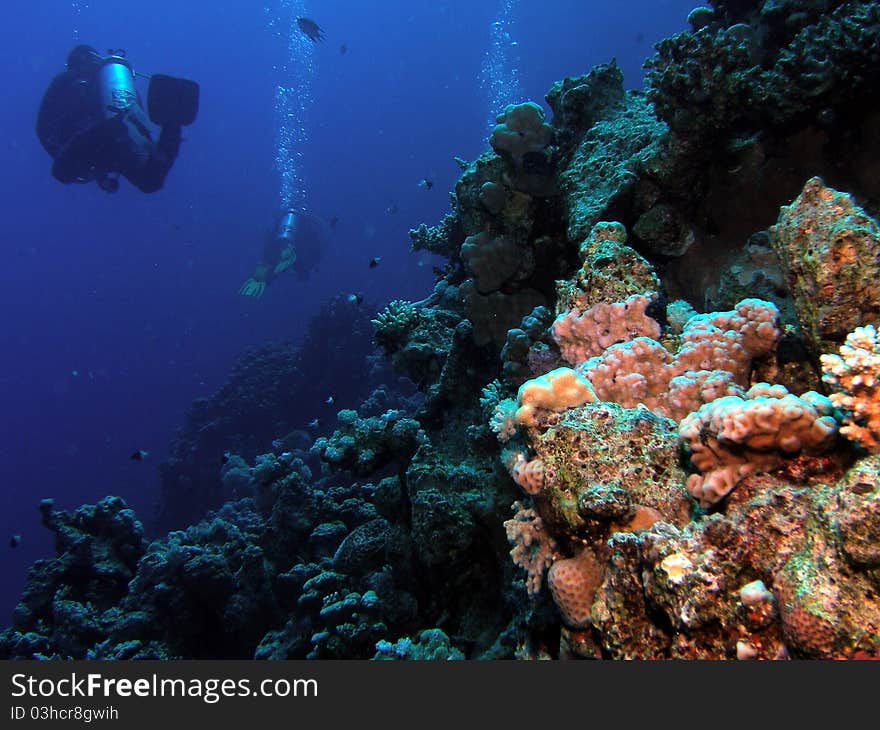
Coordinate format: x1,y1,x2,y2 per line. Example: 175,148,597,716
646,1,880,143
157,295,379,531
7,3,880,661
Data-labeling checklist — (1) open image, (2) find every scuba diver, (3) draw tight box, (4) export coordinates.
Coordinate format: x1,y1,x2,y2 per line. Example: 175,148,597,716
240,209,325,297
36,45,199,193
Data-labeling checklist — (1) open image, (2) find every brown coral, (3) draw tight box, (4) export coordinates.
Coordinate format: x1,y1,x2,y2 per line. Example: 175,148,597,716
769,177,880,357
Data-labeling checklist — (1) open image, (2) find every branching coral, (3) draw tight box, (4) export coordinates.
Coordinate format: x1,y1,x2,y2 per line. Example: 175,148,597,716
372,300,421,352
504,502,561,595
508,453,545,495
821,324,880,453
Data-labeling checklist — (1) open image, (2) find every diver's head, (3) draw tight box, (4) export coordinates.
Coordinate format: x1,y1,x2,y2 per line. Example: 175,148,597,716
66,45,103,72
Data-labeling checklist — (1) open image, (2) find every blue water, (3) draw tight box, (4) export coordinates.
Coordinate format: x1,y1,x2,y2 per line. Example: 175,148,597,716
0,0,695,622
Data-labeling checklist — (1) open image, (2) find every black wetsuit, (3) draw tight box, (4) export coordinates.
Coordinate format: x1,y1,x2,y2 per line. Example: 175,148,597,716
36,65,181,193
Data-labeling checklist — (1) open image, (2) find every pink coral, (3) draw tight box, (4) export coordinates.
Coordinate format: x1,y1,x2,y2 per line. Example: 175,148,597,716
678,383,838,507
547,548,604,628
509,453,546,495
820,324,880,453
578,299,781,421
552,293,661,366
504,502,561,595
515,367,596,427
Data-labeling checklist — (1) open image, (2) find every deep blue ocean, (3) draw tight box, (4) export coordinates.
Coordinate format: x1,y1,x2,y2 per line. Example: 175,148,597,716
0,0,695,622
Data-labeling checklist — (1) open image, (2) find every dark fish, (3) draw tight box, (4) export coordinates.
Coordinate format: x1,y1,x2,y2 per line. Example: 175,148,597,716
329,216,339,229
308,418,321,429
9,534,21,549
221,453,230,466
296,17,325,43
386,202,398,215
340,43,347,55
347,292,364,305
369,257,381,268
419,178,434,190
130,449,149,461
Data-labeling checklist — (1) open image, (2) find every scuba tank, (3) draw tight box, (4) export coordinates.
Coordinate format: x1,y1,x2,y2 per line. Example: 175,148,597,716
97,54,139,118
276,209,299,243
273,209,300,274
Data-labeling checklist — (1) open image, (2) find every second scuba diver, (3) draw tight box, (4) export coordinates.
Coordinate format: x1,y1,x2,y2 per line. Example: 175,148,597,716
36,45,199,194
240,209,325,297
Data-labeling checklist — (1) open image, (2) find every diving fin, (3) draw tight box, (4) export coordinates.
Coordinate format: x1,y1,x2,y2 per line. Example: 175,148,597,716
147,74,200,127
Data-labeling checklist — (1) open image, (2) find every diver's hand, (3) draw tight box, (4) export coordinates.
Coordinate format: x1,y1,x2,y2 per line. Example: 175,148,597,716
239,277,267,298
274,245,297,275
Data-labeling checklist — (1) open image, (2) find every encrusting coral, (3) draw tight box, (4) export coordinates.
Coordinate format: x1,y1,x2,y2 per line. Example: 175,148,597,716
770,177,880,357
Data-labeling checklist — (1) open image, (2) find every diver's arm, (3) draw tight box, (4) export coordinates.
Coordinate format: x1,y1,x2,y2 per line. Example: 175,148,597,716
157,123,182,162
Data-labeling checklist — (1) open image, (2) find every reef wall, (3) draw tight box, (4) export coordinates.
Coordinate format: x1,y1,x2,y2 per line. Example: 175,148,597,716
4,2,880,659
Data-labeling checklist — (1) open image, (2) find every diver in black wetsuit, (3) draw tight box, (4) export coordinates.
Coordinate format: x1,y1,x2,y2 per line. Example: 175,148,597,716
240,209,325,297
36,45,199,193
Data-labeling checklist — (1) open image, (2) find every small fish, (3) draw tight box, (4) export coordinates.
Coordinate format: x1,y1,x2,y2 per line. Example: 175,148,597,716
326,395,335,405
130,450,149,461
419,178,434,190
386,203,398,215
339,43,347,55
329,215,339,229
9,534,21,549
369,257,381,268
347,292,364,305
308,418,321,429
221,453,230,466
